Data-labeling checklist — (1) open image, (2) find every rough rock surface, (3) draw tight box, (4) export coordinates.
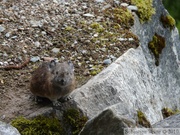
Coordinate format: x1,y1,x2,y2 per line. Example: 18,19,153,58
153,114,180,128
0,121,20,135
69,0,180,126
79,103,136,135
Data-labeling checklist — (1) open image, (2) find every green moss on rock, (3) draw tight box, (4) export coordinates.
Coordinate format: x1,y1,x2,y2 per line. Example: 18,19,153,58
11,108,88,135
162,108,180,119
63,108,88,135
148,33,165,66
131,0,155,23
11,116,63,135
160,14,176,30
137,110,151,128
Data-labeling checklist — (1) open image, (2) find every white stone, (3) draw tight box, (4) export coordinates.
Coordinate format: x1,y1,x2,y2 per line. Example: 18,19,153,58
120,3,129,7
127,5,138,11
51,48,60,53
83,13,94,17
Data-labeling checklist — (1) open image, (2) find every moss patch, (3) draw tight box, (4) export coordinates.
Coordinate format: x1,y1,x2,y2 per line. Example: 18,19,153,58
162,108,180,119
63,108,88,135
137,110,151,128
148,33,165,66
104,7,134,28
131,0,155,23
11,116,63,135
160,14,176,30
11,108,88,135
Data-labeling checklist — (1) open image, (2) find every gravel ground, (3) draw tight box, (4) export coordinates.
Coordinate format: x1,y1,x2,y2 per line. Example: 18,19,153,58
0,0,139,122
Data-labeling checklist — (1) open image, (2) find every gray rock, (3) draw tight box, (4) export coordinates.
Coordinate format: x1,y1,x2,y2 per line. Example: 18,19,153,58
30,56,40,62
5,32,11,38
80,103,136,135
153,114,180,128
68,0,180,127
95,0,104,3
127,5,138,11
121,3,129,7
30,20,43,27
0,25,5,32
51,48,60,53
103,58,112,65
34,41,41,48
0,121,20,135
83,13,94,17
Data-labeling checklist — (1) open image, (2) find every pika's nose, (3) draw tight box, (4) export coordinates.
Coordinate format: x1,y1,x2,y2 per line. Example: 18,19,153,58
59,79,65,85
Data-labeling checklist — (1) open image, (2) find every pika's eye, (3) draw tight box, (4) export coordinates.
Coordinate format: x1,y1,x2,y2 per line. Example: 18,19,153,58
66,72,69,75
56,71,58,75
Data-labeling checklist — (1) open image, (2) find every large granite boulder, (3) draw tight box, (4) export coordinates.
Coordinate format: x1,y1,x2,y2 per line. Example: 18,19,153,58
79,103,137,135
69,0,180,127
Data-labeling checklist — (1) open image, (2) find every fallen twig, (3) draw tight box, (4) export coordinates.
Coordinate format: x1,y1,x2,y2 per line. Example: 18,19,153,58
0,58,30,70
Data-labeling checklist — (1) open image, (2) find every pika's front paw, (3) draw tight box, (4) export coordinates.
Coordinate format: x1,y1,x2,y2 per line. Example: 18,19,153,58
52,100,62,107
64,95,72,101
58,95,72,103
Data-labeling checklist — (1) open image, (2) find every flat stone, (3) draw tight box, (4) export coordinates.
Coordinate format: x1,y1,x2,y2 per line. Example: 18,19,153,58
83,13,94,17
0,25,5,32
127,5,138,11
121,3,129,7
30,56,40,62
103,59,112,65
51,48,60,53
80,103,136,135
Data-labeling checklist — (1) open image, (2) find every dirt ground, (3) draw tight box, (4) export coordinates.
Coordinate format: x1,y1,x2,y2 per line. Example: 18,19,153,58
0,0,139,123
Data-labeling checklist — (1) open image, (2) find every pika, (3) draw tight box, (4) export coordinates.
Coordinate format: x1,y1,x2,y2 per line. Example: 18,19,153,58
30,60,75,105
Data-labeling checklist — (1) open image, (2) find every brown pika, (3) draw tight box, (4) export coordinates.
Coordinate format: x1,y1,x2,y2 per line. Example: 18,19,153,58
30,60,75,105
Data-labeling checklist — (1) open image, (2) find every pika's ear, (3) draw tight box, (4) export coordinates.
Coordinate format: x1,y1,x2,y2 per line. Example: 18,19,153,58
49,60,56,68
67,60,74,71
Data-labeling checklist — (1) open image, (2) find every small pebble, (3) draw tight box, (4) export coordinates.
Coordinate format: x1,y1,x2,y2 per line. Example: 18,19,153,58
52,48,60,53
128,38,134,41
34,41,41,48
127,5,138,11
5,32,11,38
121,3,129,7
11,36,18,39
103,59,112,65
0,25,5,32
1,115,6,120
30,56,40,62
83,13,94,17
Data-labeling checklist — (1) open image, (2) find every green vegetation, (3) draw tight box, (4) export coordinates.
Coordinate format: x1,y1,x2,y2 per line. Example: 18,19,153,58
131,0,155,23
104,7,134,28
11,116,63,135
160,14,176,30
11,109,88,135
137,110,151,128
162,108,180,118
163,0,180,32
148,33,165,66
63,109,88,135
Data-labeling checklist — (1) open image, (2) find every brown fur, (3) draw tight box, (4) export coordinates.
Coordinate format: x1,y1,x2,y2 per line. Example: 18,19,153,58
30,60,75,101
